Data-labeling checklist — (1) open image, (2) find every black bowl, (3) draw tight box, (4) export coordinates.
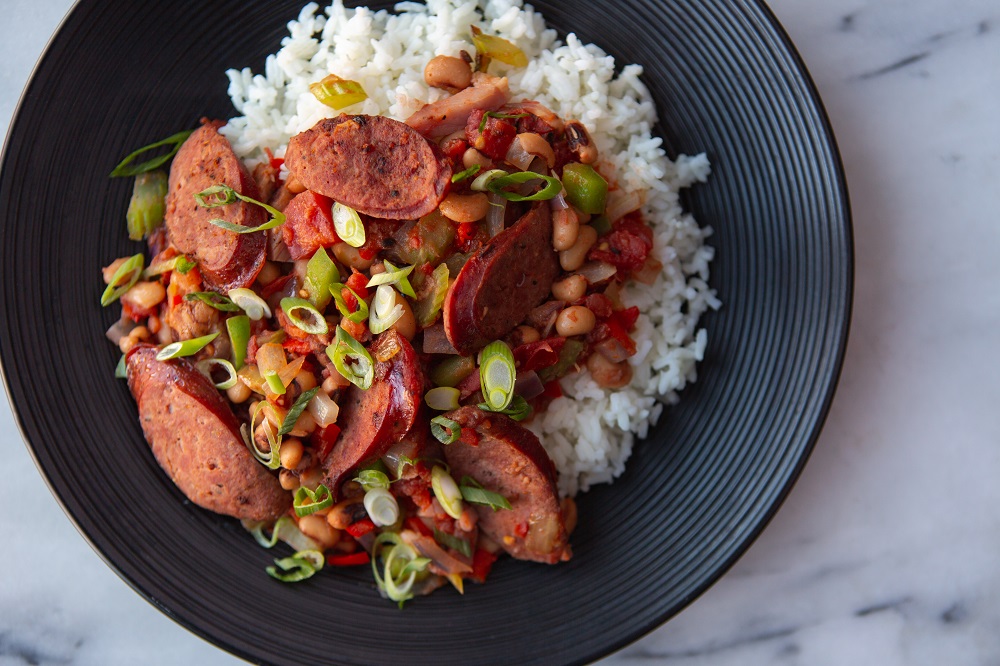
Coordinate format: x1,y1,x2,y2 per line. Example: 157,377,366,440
0,0,851,664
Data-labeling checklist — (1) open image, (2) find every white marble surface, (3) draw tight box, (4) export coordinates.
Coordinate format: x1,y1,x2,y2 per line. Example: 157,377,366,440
2,0,998,664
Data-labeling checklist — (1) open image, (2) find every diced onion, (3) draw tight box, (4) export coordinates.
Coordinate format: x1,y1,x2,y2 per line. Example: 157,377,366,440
504,136,534,171
604,189,642,223
484,192,506,238
308,390,340,428
575,261,618,285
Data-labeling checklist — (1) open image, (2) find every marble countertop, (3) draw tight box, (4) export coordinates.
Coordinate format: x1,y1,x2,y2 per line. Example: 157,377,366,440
2,0,997,664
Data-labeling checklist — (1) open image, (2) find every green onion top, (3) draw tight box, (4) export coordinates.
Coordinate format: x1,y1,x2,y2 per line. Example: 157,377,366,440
228,288,271,320
304,247,339,311
184,291,241,312
326,325,374,390
266,549,324,583
195,184,286,234
451,164,481,183
195,358,239,390
226,315,251,370
278,387,321,438
100,254,145,307
479,340,516,411
478,394,532,421
470,168,508,192
293,484,334,517
280,297,329,335
333,202,366,247
368,284,404,335
430,416,461,444
155,332,219,361
143,254,195,278
355,468,391,492
366,260,416,298
109,130,193,178
487,171,563,202
329,283,369,323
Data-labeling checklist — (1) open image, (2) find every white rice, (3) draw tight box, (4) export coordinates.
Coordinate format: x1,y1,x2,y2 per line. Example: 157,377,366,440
222,0,720,497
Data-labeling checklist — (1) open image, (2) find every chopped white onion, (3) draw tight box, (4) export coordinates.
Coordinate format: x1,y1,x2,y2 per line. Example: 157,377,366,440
605,190,642,223
307,390,340,428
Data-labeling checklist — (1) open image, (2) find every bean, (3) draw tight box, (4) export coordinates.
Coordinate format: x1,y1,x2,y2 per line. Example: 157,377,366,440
146,314,161,335
118,335,138,354
463,147,492,170
424,55,473,90
332,242,375,271
123,281,166,310
322,372,351,395
516,325,540,344
551,274,587,302
552,207,580,251
555,305,596,337
516,132,556,168
279,469,299,491
226,381,252,404
391,291,417,340
129,325,151,342
295,368,318,392
559,224,598,271
299,514,341,549
279,438,304,470
291,410,317,436
565,121,599,164
299,466,325,489
586,352,634,388
327,499,367,530
439,192,490,223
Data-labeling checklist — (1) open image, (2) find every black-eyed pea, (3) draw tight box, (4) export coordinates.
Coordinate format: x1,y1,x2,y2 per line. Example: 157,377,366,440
299,514,341,550
586,352,634,388
463,147,492,170
424,55,473,90
555,305,596,337
226,380,252,404
516,132,556,168
332,242,375,271
439,192,490,223
279,469,299,491
551,274,587,302
559,225,598,271
391,291,417,340
552,207,580,251
279,438,304,470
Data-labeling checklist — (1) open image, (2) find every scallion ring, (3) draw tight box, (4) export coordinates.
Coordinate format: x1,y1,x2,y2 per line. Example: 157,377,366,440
249,516,320,552
184,291,241,312
228,288,271,320
478,394,532,421
100,253,145,307
114,355,127,380
366,260,416,298
487,171,563,202
156,332,219,361
109,129,194,178
430,416,461,444
371,532,430,607
333,202,365,247
244,400,281,469
364,487,400,527
266,549,324,583
479,340,516,411
355,468,391,492
326,325,374,390
195,184,286,233
310,74,367,110
143,254,195,278
425,387,460,411
293,484,334,517
263,371,286,395
431,465,463,520
368,284,404,335
280,297,329,335
329,283,369,323
470,168,509,192
196,358,238,390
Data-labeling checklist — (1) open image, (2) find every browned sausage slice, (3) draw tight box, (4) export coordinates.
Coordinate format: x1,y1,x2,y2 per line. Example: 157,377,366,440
285,115,451,220
125,345,290,521
164,120,267,292
323,330,425,491
442,203,559,355
443,406,570,564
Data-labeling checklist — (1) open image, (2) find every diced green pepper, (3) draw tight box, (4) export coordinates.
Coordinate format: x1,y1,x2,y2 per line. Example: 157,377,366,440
394,212,456,266
430,355,476,388
590,214,612,236
538,338,586,382
304,247,339,311
561,163,608,215
413,263,450,328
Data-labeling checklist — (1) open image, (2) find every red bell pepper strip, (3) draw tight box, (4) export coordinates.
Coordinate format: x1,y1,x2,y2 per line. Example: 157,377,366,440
326,551,370,567
468,548,498,583
346,517,376,538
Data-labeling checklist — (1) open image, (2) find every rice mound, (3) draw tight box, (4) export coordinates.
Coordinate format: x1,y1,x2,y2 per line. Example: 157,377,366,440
222,0,720,497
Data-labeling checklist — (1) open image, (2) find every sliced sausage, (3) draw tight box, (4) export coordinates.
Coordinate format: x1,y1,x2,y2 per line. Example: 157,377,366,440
285,115,451,220
322,329,425,491
125,344,290,521
406,74,511,139
164,120,267,293
443,406,570,564
281,190,337,260
443,203,559,354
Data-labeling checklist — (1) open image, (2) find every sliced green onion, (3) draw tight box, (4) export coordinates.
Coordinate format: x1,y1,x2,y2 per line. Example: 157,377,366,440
249,516,320,552
126,170,168,240
372,532,430,607
413,262,450,328
487,171,563,202
355,468,391,492
395,454,418,479
329,283,369,323
470,168,508,192
326,325,374,390
459,477,512,511
244,400,281,469
366,260,416,298
228,287,271,320
266,549,324,583
333,202,365,247
196,358,238,390
430,416,461,445
304,247,339,311
143,254,195,278
280,297,329,335
368,284,404,335
184,291,241,312
278,387,320,438
364,487,400,527
470,25,528,68
479,340,516,411
433,529,472,558
451,164,481,183
263,371,286,395
425,386,460,411
155,332,219,361
109,129,193,178
309,74,368,110
226,315,251,370
478,394,532,421
293,484,333,517
477,111,528,133
101,254,145,307
195,184,286,233
114,355,127,379
431,465,463,520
